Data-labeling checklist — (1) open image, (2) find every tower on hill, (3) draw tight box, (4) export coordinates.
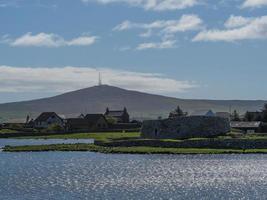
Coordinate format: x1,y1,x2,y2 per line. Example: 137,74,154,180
98,72,102,86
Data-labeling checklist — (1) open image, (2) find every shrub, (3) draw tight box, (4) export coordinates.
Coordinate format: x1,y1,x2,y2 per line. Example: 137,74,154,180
47,124,64,132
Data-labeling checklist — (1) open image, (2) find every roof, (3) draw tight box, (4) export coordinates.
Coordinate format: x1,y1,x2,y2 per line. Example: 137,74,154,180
67,114,107,126
190,110,215,117
84,114,107,123
66,118,88,125
231,121,261,128
35,112,62,122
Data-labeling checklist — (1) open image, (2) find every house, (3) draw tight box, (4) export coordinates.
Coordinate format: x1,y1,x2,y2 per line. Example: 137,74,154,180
104,107,130,123
66,114,108,131
190,110,215,117
230,121,263,134
84,114,108,130
216,112,231,119
34,112,64,129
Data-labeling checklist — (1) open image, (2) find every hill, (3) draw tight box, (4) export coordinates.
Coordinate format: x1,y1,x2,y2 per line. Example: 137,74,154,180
0,85,266,122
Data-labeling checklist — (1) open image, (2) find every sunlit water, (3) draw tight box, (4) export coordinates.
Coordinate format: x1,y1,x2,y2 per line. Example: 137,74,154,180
0,151,267,200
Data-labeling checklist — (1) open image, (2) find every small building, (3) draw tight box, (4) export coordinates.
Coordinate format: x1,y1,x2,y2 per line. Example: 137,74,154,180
190,110,215,117
34,112,64,129
104,107,130,123
66,114,108,132
230,121,263,134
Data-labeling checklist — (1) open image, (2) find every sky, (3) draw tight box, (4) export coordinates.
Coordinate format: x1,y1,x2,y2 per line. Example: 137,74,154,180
0,0,267,103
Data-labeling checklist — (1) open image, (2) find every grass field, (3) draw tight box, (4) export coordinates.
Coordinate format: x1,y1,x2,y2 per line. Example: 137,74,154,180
18,132,141,141
0,129,19,134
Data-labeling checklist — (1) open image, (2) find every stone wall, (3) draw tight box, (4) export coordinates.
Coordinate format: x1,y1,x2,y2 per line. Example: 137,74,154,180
141,116,230,139
96,138,267,149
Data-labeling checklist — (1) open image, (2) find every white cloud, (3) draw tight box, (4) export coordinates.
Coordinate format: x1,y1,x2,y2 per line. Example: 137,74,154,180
242,0,267,8
0,66,197,94
66,36,97,46
193,15,267,42
3,32,98,47
82,0,200,11
162,14,204,34
114,15,203,50
114,14,204,34
136,39,176,50
224,15,254,29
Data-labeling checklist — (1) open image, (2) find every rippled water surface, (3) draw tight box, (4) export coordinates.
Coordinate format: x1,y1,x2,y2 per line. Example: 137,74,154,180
0,152,267,200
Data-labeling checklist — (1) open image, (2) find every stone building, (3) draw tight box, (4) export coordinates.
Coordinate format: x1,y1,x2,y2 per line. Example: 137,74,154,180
104,107,129,123
141,116,230,139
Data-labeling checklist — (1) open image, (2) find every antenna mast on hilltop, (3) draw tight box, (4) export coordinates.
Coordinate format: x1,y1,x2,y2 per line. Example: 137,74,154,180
98,72,102,86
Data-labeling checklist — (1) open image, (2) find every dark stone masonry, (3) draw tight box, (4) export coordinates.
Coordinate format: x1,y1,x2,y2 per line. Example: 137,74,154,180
141,116,230,139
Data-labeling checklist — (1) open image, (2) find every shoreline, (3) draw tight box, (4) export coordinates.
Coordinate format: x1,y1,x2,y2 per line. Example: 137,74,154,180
3,144,267,154
2,131,267,154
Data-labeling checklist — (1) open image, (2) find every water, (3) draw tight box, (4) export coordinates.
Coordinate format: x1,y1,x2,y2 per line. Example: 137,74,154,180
0,151,266,200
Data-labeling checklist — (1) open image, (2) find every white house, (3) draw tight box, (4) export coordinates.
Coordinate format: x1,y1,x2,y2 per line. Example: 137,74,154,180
34,112,64,129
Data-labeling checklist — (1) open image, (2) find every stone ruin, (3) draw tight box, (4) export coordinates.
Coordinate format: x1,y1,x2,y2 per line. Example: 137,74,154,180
141,116,230,139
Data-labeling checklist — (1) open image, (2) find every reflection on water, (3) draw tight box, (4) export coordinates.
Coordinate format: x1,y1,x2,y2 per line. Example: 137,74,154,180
0,152,266,200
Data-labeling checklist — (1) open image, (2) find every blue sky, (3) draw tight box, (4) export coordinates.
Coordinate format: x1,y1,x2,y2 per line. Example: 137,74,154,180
0,0,267,103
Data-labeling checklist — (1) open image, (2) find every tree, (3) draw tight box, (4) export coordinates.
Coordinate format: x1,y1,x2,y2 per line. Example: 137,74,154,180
262,103,267,122
105,116,117,124
26,115,30,123
169,106,186,119
231,110,240,121
244,112,253,122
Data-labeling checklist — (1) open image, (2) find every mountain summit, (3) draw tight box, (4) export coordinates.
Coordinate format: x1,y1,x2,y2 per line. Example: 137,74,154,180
0,85,266,122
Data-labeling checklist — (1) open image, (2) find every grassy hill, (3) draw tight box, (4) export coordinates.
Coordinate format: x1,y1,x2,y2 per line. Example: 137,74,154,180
0,85,266,122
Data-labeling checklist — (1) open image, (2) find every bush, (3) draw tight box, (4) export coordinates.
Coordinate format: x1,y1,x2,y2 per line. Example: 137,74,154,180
105,117,117,124
47,124,64,132
227,131,244,138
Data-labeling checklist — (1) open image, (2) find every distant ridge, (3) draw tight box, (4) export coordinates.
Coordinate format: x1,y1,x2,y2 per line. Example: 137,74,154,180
0,85,266,122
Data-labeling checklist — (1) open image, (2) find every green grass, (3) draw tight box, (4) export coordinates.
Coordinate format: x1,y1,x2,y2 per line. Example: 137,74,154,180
16,131,267,140
4,143,267,154
0,129,19,134
18,132,141,142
